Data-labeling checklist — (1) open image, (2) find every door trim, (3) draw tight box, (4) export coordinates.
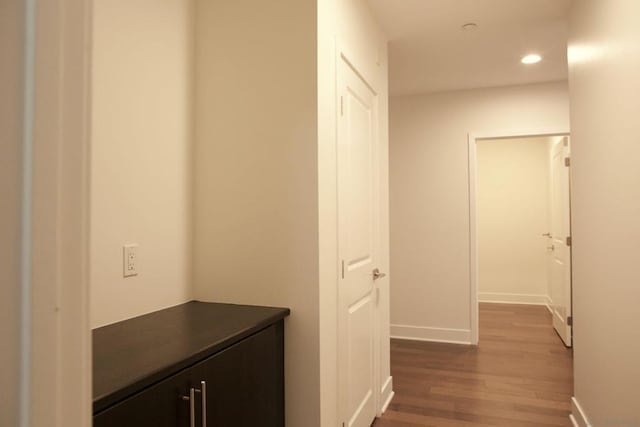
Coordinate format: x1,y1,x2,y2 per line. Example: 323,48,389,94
26,0,93,425
467,128,570,345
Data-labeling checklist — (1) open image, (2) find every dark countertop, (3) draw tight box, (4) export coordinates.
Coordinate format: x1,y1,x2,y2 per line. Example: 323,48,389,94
93,301,290,414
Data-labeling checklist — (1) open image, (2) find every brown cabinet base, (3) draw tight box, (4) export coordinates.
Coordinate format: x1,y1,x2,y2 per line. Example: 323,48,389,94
94,322,285,427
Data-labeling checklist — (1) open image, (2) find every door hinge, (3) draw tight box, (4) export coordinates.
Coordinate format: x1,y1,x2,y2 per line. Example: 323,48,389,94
566,236,572,246
340,96,344,116
564,157,571,167
567,316,573,326
341,260,345,279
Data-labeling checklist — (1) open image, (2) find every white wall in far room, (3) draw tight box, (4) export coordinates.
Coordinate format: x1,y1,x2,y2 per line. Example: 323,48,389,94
390,81,569,343
477,137,552,305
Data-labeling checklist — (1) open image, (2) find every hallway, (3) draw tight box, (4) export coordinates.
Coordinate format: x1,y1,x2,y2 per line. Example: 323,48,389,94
375,303,573,426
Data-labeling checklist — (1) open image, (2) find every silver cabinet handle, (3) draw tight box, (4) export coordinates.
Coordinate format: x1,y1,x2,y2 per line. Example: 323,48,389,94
201,381,207,427
373,268,386,280
181,387,196,427
542,233,552,237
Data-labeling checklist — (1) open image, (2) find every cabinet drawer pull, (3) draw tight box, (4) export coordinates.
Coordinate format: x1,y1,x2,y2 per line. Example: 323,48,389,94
201,381,207,427
181,388,196,427
189,387,195,427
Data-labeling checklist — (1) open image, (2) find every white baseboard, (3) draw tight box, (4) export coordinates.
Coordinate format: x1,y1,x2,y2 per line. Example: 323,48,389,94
569,414,580,427
545,296,553,314
479,292,550,305
571,397,591,427
379,376,394,414
390,324,472,345
569,414,579,427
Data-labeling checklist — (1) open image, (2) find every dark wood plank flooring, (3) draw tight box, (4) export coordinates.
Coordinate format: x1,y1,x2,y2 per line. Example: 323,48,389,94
375,303,573,426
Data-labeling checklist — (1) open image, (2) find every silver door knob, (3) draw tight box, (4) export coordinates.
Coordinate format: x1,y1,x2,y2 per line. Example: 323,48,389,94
373,268,386,280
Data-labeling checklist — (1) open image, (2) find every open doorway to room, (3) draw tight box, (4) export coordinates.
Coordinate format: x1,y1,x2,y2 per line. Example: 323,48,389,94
469,133,573,348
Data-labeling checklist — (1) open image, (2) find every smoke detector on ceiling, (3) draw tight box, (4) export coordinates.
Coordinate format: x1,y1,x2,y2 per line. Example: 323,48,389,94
461,23,478,32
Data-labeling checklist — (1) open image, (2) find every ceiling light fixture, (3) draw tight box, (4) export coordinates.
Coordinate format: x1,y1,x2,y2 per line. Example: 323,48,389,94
521,54,542,64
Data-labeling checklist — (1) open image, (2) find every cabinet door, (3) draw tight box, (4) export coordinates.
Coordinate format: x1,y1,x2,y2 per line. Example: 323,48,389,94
94,367,195,427
191,322,284,427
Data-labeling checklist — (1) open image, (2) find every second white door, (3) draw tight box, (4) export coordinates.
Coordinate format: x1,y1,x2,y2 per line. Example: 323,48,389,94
337,56,381,427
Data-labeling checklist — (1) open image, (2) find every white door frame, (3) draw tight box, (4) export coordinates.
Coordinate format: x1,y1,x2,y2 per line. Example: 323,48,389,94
468,127,569,344
23,0,92,425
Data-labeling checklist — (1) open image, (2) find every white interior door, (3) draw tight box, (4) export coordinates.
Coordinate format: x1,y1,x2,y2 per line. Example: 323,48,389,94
337,56,380,427
549,137,572,346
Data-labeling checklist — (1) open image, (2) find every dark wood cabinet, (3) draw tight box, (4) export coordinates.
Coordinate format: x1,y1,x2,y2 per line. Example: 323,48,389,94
93,302,289,427
94,365,192,427
190,324,284,426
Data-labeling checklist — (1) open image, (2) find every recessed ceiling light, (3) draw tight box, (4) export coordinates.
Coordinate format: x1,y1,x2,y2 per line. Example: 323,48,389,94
521,54,542,64
461,23,478,32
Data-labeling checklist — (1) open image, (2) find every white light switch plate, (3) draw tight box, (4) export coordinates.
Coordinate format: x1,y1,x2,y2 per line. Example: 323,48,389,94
123,244,138,277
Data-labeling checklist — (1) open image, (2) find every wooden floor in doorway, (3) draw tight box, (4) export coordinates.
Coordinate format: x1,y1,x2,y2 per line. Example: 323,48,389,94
374,303,573,427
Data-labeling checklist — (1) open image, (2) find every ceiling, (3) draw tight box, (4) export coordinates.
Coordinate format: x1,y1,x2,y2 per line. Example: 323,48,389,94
366,0,572,96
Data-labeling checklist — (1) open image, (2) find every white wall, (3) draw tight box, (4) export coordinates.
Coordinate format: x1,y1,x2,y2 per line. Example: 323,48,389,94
0,1,22,424
89,1,387,424
318,0,390,424
569,0,640,425
90,0,194,327
390,82,569,343
192,1,320,426
477,137,551,305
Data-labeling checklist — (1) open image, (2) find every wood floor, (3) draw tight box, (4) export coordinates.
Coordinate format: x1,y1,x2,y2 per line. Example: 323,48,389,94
374,303,573,427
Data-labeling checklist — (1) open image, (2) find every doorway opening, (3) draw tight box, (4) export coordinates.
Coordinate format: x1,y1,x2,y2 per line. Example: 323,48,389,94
468,131,572,347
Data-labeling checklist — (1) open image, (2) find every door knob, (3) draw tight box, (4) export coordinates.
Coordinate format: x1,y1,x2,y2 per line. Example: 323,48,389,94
373,268,386,280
